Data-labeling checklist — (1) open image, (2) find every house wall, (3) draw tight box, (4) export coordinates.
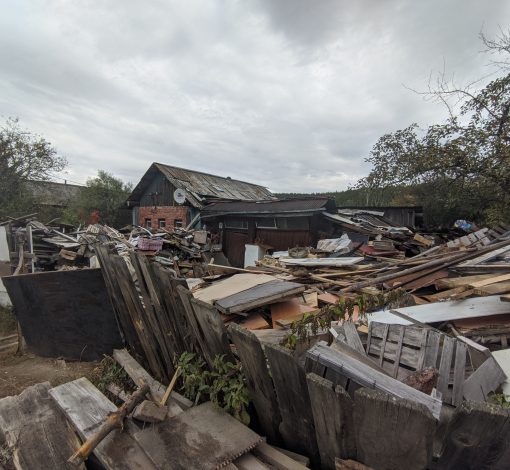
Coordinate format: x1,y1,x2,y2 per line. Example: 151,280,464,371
138,206,188,230
139,173,176,206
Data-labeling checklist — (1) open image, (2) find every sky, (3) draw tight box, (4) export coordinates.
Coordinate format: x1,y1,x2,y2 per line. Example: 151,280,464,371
1,1,509,194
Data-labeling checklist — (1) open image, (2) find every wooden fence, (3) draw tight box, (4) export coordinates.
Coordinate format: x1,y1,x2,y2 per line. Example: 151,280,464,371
97,247,510,470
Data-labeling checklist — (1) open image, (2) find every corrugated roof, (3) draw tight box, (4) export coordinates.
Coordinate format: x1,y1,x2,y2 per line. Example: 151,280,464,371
128,163,274,209
201,197,335,214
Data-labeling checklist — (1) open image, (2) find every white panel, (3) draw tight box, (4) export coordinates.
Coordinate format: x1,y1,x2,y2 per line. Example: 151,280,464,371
0,226,11,305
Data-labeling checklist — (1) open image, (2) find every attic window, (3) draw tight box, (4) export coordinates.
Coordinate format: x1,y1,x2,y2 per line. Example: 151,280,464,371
212,185,224,192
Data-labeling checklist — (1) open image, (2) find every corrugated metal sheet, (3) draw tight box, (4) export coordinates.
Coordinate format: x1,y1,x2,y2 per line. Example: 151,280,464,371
128,163,273,209
202,198,332,214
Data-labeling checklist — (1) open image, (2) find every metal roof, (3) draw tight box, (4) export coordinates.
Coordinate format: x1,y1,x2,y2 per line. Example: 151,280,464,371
127,163,274,209
201,197,336,215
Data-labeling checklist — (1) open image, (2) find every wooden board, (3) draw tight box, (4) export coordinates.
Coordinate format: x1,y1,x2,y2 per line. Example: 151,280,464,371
235,453,268,470
216,281,306,315
343,320,365,355
468,273,510,288
306,342,442,419
194,274,275,304
264,344,321,467
267,445,310,468
236,312,270,330
252,442,310,470
1,268,123,361
437,273,503,289
271,299,302,329
354,388,435,470
49,378,156,470
462,356,507,403
0,382,85,470
397,269,449,289
474,281,510,296
435,400,510,470
368,296,510,326
306,373,356,469
134,402,263,470
228,324,284,447
330,338,390,376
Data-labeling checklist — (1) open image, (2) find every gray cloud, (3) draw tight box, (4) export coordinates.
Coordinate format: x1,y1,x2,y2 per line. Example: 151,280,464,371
1,0,509,193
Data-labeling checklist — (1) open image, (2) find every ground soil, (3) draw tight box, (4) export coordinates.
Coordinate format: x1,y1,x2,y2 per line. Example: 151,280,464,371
0,344,101,399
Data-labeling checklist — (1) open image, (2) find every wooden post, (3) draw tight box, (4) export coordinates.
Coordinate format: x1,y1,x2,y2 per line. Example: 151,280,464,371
68,384,149,466
354,388,436,470
306,373,356,470
265,344,321,468
435,400,510,470
228,323,284,446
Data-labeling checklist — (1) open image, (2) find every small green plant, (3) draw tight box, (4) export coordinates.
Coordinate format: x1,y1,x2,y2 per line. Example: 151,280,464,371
178,352,251,425
96,355,137,405
280,289,406,349
489,393,510,408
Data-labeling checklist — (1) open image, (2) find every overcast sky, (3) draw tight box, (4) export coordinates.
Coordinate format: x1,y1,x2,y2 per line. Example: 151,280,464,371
1,1,509,194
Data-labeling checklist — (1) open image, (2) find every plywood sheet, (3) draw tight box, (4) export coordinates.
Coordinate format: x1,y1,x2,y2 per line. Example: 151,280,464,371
193,274,275,304
237,312,270,330
271,299,302,329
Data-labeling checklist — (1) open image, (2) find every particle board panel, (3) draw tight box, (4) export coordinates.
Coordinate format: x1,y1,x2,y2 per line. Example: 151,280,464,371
271,299,302,329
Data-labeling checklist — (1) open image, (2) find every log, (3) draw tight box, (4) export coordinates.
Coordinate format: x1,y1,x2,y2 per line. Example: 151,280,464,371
68,384,149,466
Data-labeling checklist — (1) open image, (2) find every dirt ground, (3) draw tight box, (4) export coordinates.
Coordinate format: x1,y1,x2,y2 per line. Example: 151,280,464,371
0,344,101,399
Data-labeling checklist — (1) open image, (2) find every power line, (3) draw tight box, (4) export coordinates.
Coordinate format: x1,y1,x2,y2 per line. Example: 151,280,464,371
51,175,86,186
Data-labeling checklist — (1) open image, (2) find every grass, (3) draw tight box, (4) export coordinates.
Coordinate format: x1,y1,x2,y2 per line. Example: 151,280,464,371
0,304,17,337
94,355,137,406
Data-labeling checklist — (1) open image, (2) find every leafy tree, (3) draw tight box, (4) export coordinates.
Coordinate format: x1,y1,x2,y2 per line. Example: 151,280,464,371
354,30,510,227
0,118,67,222
64,170,133,228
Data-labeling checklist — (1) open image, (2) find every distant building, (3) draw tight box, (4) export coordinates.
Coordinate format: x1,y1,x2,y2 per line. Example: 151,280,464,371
337,206,423,228
126,163,274,231
25,180,83,207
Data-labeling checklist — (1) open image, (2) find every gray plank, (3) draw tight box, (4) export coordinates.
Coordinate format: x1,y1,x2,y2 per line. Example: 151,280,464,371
49,377,156,470
306,373,356,470
343,320,365,355
423,330,442,368
436,400,510,470
354,388,436,470
265,344,321,468
330,337,390,376
392,325,405,378
0,382,85,470
190,297,236,365
436,335,455,402
216,281,305,314
463,356,507,403
378,324,390,367
452,341,468,407
370,322,427,347
228,323,284,446
134,402,262,470
306,342,442,419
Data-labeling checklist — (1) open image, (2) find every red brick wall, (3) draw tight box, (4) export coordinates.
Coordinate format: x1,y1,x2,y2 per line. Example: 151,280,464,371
138,206,188,230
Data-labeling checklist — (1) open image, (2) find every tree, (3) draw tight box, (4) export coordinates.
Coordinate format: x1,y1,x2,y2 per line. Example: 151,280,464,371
64,170,133,228
0,118,68,222
355,30,510,227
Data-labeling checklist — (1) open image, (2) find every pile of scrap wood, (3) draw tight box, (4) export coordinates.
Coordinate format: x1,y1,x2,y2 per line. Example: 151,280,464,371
0,349,311,470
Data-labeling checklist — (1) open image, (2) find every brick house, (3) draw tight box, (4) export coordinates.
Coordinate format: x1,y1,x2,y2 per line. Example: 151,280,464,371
126,163,274,231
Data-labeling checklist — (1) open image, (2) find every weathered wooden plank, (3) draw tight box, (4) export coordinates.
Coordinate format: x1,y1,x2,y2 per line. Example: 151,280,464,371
134,401,263,470
369,322,428,347
2,269,123,361
190,297,236,365
436,335,455,402
391,325,405,378
306,373,356,470
423,330,442,369
0,382,85,470
335,459,375,470
268,445,310,468
463,356,507,403
306,343,442,419
235,453,269,470
49,378,156,470
329,337,390,376
435,400,510,470
216,280,306,314
343,320,365,355
228,323,284,446
354,388,436,470
469,273,510,288
367,337,424,369
113,349,190,414
252,442,309,470
265,344,321,468
377,324,390,367
129,252,175,377
110,255,165,381
438,273,502,289
452,341,468,407
458,245,510,267
94,245,146,363
474,281,510,296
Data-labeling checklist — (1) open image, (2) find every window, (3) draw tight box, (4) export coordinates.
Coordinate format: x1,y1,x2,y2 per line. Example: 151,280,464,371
145,219,152,228
276,217,309,230
174,219,183,228
256,218,276,229
159,219,166,229
225,219,248,229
